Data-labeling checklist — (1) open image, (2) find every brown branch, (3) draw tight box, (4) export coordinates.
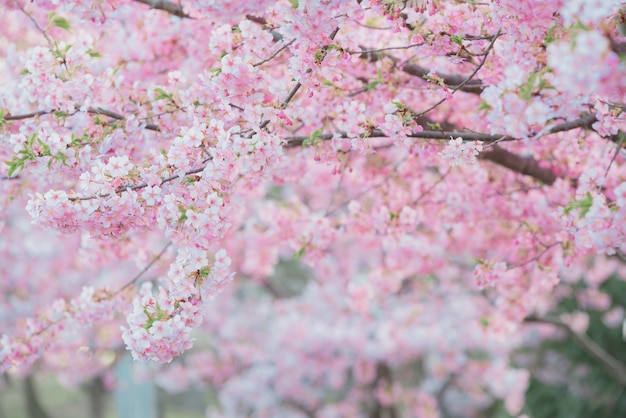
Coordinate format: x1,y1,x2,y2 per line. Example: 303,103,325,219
480,146,556,185
259,26,340,130
4,110,50,121
285,130,555,184
413,28,502,117
359,49,485,95
282,111,606,185
284,113,599,146
3,107,160,131
87,107,161,131
132,0,191,18
525,316,626,386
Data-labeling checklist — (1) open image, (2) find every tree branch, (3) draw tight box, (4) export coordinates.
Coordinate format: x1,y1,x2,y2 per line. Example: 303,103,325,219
3,107,160,131
525,316,626,386
132,0,191,18
359,49,485,94
480,146,556,185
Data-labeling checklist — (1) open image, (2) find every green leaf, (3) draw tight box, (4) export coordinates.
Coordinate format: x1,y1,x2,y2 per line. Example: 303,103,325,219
391,101,406,111
562,192,594,219
519,72,538,101
289,0,299,8
544,24,558,45
177,205,188,223
294,245,306,260
6,160,22,178
451,34,463,45
143,307,155,330
365,80,381,92
478,101,492,111
86,49,101,58
302,129,323,147
27,132,36,148
52,16,71,32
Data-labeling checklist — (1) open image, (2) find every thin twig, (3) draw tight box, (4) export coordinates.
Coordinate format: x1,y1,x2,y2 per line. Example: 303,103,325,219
68,159,209,201
351,43,424,55
414,28,502,117
259,27,340,130
604,131,626,177
284,113,600,145
17,3,54,48
253,39,296,67
114,241,173,295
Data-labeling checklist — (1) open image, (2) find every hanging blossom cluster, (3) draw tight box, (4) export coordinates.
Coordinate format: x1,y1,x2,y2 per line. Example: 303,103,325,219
122,247,233,363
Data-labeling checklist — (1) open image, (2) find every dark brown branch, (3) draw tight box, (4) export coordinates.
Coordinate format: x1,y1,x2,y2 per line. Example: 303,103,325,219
284,113,599,146
480,146,556,185
525,316,626,386
283,110,604,184
359,49,485,94
133,0,191,18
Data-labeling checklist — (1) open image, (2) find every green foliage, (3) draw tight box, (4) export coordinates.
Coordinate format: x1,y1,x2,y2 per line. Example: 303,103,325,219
52,16,71,32
478,100,493,112
544,24,558,45
523,276,626,417
562,192,593,219
48,12,71,32
302,129,323,147
154,87,174,101
451,34,463,45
